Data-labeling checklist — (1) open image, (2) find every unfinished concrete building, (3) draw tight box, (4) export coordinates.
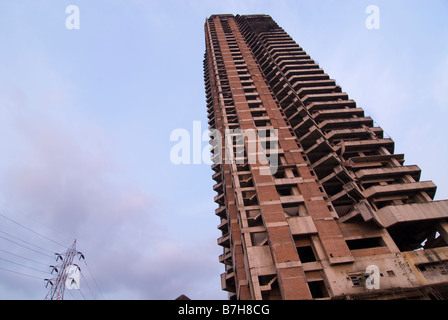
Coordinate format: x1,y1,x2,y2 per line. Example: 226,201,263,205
203,14,448,300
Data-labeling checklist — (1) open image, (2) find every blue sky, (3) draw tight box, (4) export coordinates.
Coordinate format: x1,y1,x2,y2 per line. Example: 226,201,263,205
0,0,447,300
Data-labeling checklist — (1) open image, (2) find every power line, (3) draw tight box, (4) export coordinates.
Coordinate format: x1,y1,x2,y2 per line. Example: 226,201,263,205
78,287,87,300
0,249,50,267
80,271,96,300
0,235,54,259
0,256,51,275
0,266,44,280
0,202,74,245
0,212,68,248
0,208,105,300
0,229,55,255
66,288,78,300
0,209,105,300
82,259,106,300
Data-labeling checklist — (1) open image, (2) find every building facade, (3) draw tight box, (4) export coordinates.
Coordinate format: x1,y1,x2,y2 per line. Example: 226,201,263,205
203,14,448,300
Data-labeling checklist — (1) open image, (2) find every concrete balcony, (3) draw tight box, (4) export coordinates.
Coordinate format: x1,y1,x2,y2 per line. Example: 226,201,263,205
217,233,230,248
341,138,394,154
301,92,349,104
217,218,228,232
310,152,340,172
221,271,236,292
284,68,325,78
304,137,333,157
285,108,302,123
355,165,421,181
278,90,297,105
363,181,437,200
215,206,227,219
306,99,356,112
219,248,232,265
212,170,223,182
288,73,330,83
292,115,314,133
214,192,225,206
298,125,323,149
262,38,294,46
292,79,336,90
265,40,298,46
211,163,221,173
329,181,364,203
277,58,316,67
271,78,288,94
260,35,292,42
375,200,448,228
320,165,353,186
346,154,405,169
213,181,224,193
318,117,373,130
281,63,320,74
325,127,381,142
312,108,365,121
296,85,341,98
271,51,308,60
267,44,303,53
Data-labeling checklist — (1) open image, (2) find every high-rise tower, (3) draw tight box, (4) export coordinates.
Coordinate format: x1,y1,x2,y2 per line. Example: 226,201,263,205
204,14,448,300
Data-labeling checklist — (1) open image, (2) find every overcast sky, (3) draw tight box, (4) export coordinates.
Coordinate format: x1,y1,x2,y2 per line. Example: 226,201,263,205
0,0,447,300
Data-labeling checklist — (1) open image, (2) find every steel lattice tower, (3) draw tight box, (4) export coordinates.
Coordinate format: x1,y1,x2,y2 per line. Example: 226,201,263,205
44,240,83,300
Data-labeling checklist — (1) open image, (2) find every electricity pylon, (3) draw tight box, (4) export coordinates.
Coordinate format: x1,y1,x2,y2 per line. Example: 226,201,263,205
44,239,84,300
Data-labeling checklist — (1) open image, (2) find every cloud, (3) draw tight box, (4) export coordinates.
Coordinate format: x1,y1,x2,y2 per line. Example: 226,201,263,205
0,86,225,299
0,2,226,299
0,95,144,295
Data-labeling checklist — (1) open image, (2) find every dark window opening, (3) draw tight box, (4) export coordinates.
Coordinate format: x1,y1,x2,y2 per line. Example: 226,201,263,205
292,168,299,177
297,246,317,263
274,169,286,179
250,232,268,246
260,276,281,300
247,210,263,228
349,275,362,287
276,185,293,196
239,174,253,188
254,119,271,127
283,202,308,217
346,237,385,250
236,163,249,172
388,221,448,251
308,281,329,299
386,270,395,277
248,102,261,109
418,261,448,277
